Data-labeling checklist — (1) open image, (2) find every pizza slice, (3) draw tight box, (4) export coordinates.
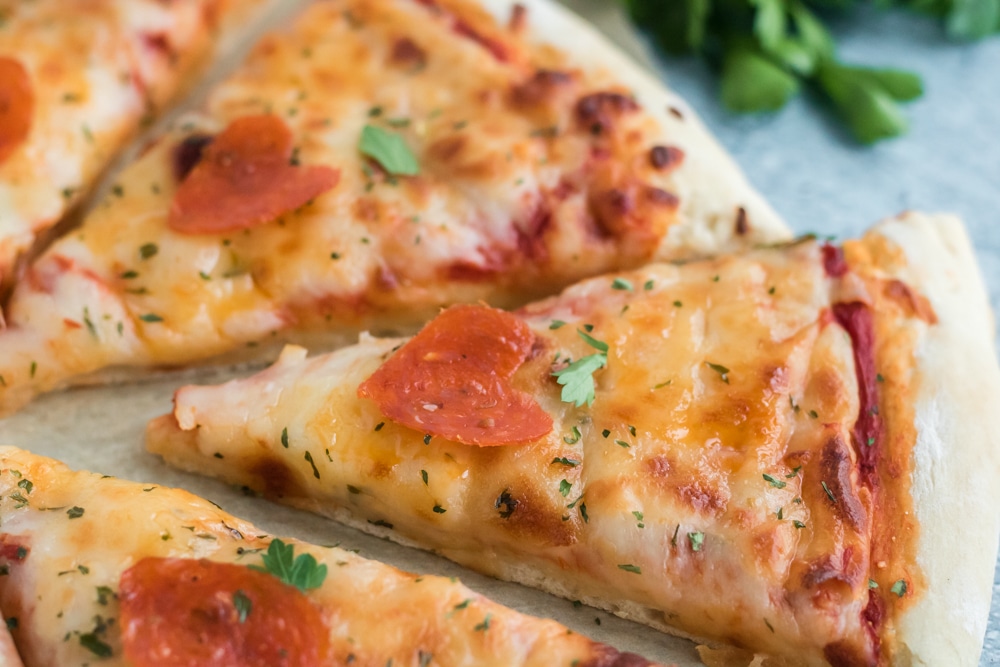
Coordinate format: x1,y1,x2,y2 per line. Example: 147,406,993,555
147,211,1000,665
0,0,787,415
0,446,660,667
0,0,292,286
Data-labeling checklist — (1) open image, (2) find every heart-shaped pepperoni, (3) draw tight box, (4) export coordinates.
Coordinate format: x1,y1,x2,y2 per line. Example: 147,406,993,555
358,304,553,446
168,115,339,235
0,57,33,165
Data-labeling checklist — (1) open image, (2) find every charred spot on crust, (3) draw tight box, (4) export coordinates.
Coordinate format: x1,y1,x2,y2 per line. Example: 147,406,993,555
581,646,657,667
668,106,685,120
649,145,685,171
495,488,518,519
735,206,750,235
390,37,427,68
248,456,296,499
575,92,640,135
172,134,214,183
491,483,577,546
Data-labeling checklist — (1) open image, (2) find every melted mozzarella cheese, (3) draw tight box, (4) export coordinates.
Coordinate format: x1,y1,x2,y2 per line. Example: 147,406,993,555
148,239,879,664
0,447,655,667
0,0,786,415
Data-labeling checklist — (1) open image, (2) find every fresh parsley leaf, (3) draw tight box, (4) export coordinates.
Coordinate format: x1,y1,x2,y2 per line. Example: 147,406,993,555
821,481,837,503
359,125,419,176
625,0,936,143
576,329,609,354
721,43,799,113
947,0,1000,39
551,456,581,467
80,633,112,658
706,361,731,383
611,277,634,291
251,539,328,593
891,579,908,597
618,563,642,574
559,479,573,497
763,473,787,489
688,531,705,552
817,61,908,142
552,354,607,407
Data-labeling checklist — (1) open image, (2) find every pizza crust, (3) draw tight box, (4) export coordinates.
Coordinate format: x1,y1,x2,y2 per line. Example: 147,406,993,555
477,0,786,256
867,212,1000,665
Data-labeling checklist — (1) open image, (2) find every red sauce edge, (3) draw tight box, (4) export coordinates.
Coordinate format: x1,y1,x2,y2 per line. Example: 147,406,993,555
832,301,882,487
828,245,885,658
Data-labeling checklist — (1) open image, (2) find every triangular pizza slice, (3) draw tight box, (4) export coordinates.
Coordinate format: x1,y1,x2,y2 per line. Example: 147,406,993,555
0,0,287,285
148,212,1000,665
0,0,786,415
0,446,660,667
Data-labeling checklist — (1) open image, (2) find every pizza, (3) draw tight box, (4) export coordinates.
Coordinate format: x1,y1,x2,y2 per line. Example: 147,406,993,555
0,0,286,286
0,624,20,667
0,446,662,667
147,211,1000,665
0,0,787,416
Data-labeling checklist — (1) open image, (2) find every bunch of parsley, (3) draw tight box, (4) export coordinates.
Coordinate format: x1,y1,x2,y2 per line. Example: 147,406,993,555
621,0,1000,143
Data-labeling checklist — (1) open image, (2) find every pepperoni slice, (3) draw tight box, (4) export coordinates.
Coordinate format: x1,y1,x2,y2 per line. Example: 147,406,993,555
168,115,339,235
119,557,332,667
358,304,553,446
0,57,33,165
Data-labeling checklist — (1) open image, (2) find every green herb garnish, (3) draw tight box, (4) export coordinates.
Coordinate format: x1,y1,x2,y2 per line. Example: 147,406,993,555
250,539,327,593
233,590,252,623
359,125,419,176
618,0,971,143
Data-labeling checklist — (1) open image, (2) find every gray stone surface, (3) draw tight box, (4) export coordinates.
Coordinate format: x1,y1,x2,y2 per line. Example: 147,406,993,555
566,1,1000,663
